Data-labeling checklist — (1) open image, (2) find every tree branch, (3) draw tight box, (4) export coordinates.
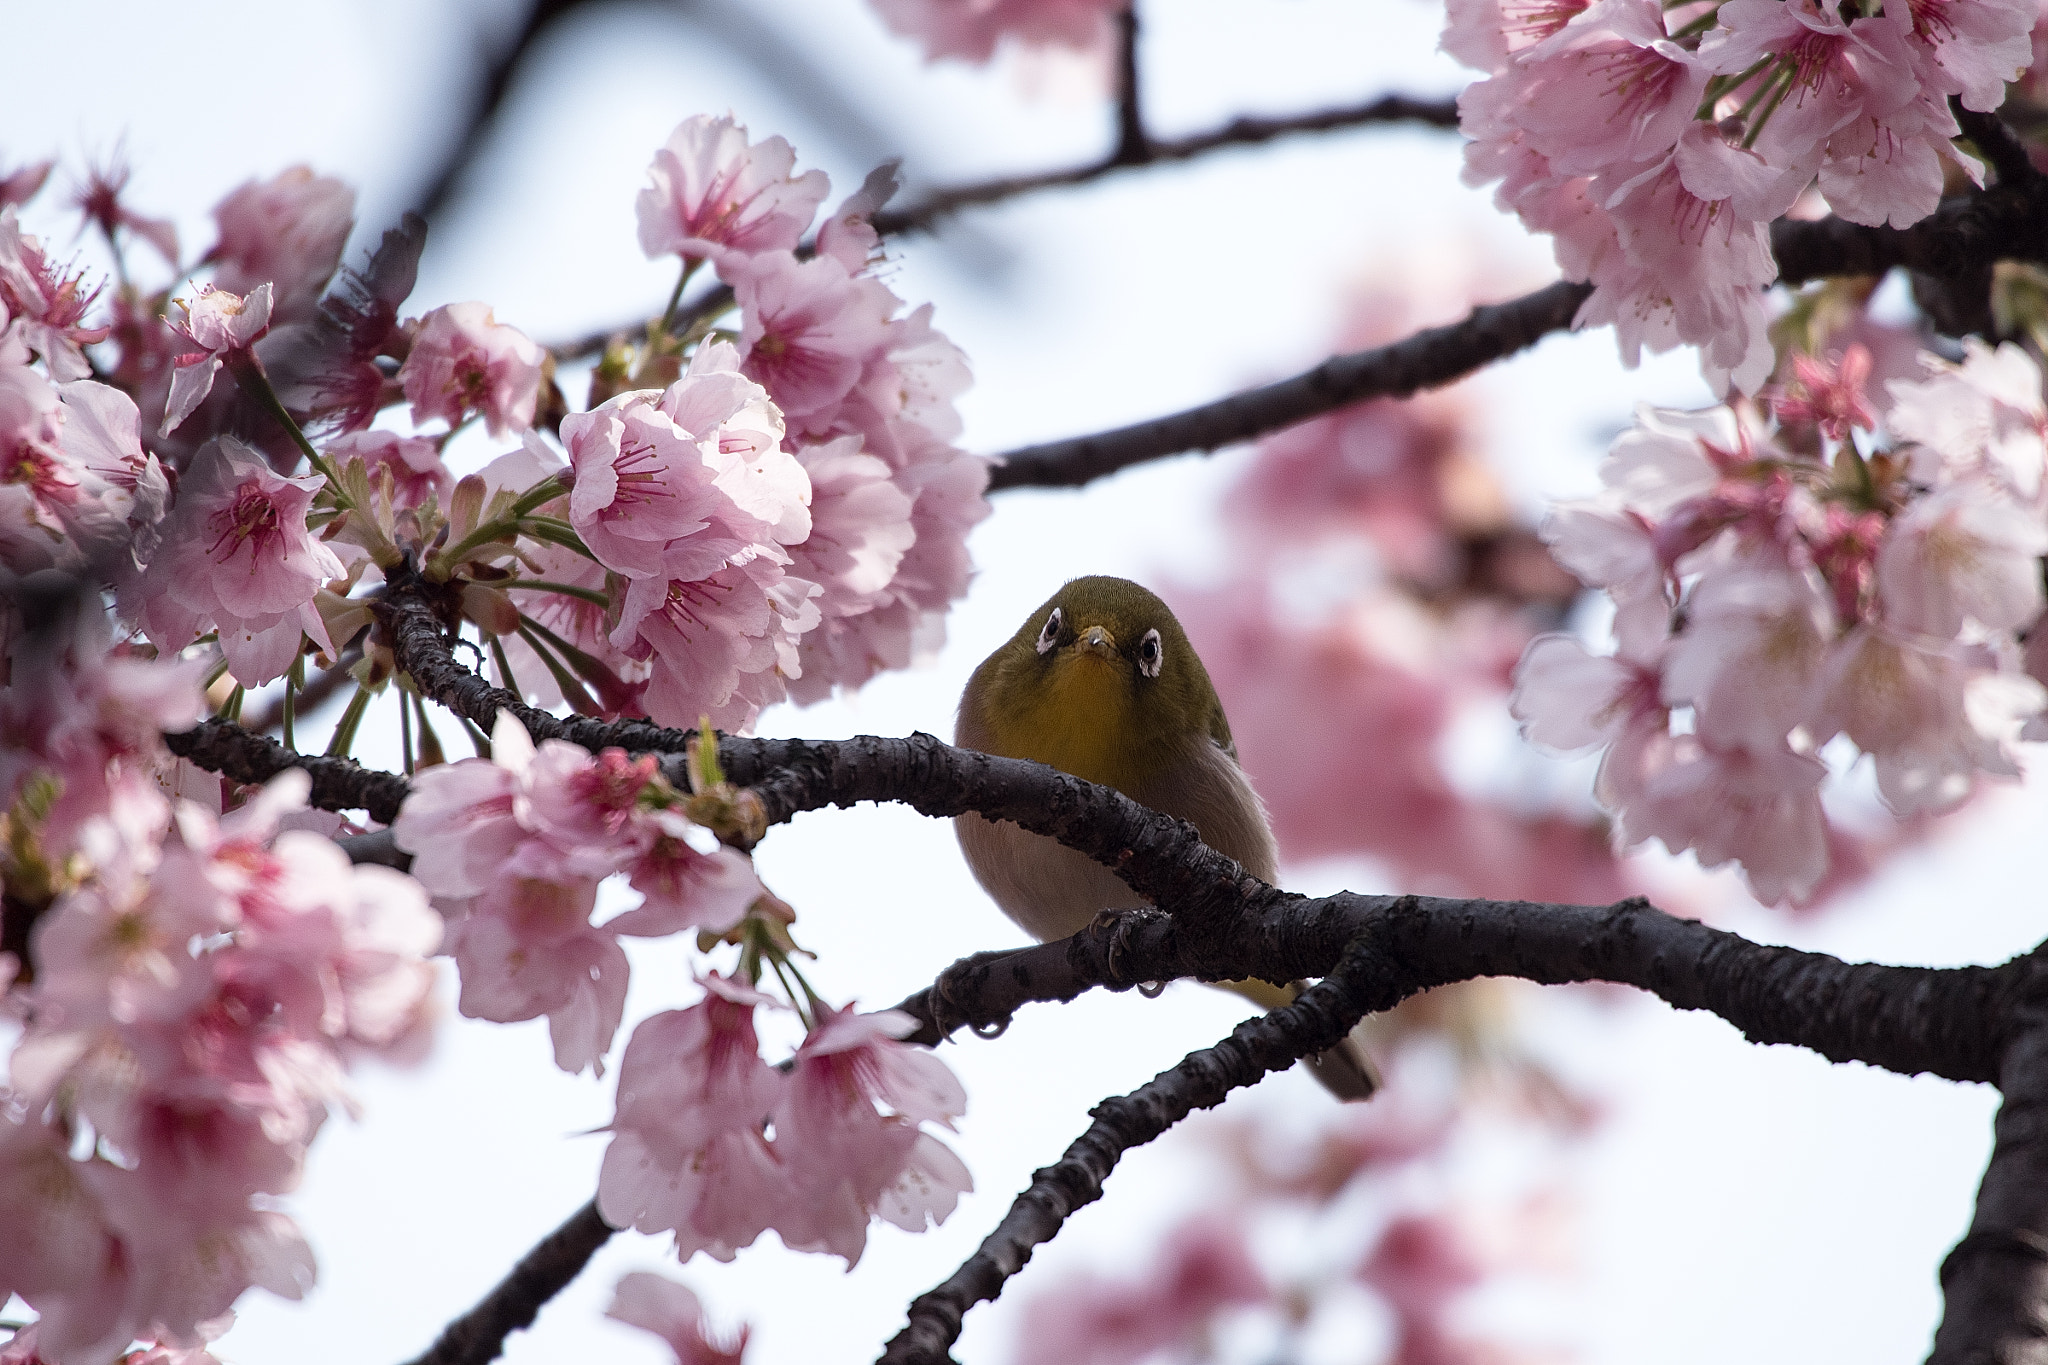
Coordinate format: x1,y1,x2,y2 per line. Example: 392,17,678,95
163,717,411,824
545,89,1464,359
880,934,1389,1365
868,92,1462,240
1929,1002,2048,1364
985,279,1591,490
400,1198,615,1365
1110,6,1149,168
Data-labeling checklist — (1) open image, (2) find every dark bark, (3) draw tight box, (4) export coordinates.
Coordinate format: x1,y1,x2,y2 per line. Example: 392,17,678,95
163,718,411,825
400,1199,616,1365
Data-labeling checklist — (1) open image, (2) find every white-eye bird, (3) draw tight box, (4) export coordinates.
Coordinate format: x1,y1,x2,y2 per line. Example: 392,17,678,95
954,575,1379,1101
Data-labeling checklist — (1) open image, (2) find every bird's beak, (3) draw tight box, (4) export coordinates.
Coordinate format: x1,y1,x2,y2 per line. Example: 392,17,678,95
1074,624,1116,657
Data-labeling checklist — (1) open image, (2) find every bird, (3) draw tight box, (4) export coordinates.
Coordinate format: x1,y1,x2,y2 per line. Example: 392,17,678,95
953,575,1379,1101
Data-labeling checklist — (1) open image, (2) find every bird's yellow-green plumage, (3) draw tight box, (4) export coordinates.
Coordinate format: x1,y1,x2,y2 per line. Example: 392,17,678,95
953,576,1377,1101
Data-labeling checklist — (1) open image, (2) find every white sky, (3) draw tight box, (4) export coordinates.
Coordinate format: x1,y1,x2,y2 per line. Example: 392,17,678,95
3,1,2038,1363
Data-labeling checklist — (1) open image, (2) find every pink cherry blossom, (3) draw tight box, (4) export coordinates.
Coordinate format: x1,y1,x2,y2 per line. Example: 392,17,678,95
636,116,829,270
0,156,52,211
867,0,1122,62
1888,340,2048,501
616,554,821,730
1013,1215,1268,1365
1660,551,1836,753
323,429,451,511
1509,0,1710,178
398,302,543,437
770,1004,969,1265
1770,345,1878,442
208,167,355,320
138,436,342,686
70,157,180,270
561,348,793,582
734,252,899,439
606,1272,749,1365
389,712,530,902
1887,0,2036,111
1876,480,2048,636
161,283,273,436
597,974,789,1261
0,209,109,383
606,810,762,938
442,871,627,1075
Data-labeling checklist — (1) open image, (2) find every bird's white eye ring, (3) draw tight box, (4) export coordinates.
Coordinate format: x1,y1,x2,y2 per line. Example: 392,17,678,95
1036,607,1062,655
1138,628,1162,678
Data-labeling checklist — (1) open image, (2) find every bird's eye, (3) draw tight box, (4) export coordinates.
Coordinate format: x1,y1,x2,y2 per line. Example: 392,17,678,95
1035,607,1062,655
1138,628,1162,678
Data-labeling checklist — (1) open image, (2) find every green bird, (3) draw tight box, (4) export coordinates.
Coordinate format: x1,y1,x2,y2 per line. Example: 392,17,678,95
954,575,1379,1101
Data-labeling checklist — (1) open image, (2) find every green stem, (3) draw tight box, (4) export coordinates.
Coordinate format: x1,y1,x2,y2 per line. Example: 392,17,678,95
226,354,350,507
283,652,304,751
517,516,597,558
489,632,523,701
1742,66,1795,149
461,713,494,759
658,258,702,335
399,685,415,777
325,685,372,759
412,691,448,768
201,654,234,693
217,684,245,722
510,472,572,518
502,579,612,607
516,621,602,715
767,953,811,1029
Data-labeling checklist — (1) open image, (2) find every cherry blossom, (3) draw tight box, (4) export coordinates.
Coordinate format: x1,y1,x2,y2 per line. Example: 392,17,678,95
636,115,829,271
606,1272,749,1365
771,1004,970,1265
160,283,273,436
397,302,543,437
134,436,342,686
867,0,1122,63
208,167,355,321
597,973,789,1261
0,209,109,382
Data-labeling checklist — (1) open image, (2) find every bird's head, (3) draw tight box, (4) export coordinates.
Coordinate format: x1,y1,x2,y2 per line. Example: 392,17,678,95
960,575,1229,790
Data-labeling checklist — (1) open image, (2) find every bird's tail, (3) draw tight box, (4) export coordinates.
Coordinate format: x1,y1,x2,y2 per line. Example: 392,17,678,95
1223,978,1381,1103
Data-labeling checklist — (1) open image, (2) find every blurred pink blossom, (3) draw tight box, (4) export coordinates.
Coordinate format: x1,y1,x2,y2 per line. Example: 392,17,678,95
606,1272,749,1365
207,167,354,321
398,301,543,437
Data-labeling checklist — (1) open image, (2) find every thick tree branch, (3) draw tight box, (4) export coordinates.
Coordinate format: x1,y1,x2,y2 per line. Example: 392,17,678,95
1769,170,2048,287
1930,1004,2048,1364
164,717,411,825
401,1198,615,1365
880,935,1389,1365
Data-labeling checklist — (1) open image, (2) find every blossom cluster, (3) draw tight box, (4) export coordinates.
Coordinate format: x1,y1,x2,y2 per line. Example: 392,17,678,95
1514,340,2048,902
392,712,970,1267
1,613,439,1362
610,114,989,723
1448,0,2036,393
391,712,762,1074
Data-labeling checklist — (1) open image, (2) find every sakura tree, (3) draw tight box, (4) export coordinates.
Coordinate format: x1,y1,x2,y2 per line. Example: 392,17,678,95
4,1,2048,1364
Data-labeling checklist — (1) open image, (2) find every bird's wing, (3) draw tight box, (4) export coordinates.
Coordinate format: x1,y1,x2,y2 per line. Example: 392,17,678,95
1206,698,1239,763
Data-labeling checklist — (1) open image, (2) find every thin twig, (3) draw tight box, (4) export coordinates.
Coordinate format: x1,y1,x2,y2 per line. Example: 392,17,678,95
869,91,1463,239
1111,6,1149,167
1953,98,2040,190
880,935,1389,1365
546,90,1464,360
985,279,1591,490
